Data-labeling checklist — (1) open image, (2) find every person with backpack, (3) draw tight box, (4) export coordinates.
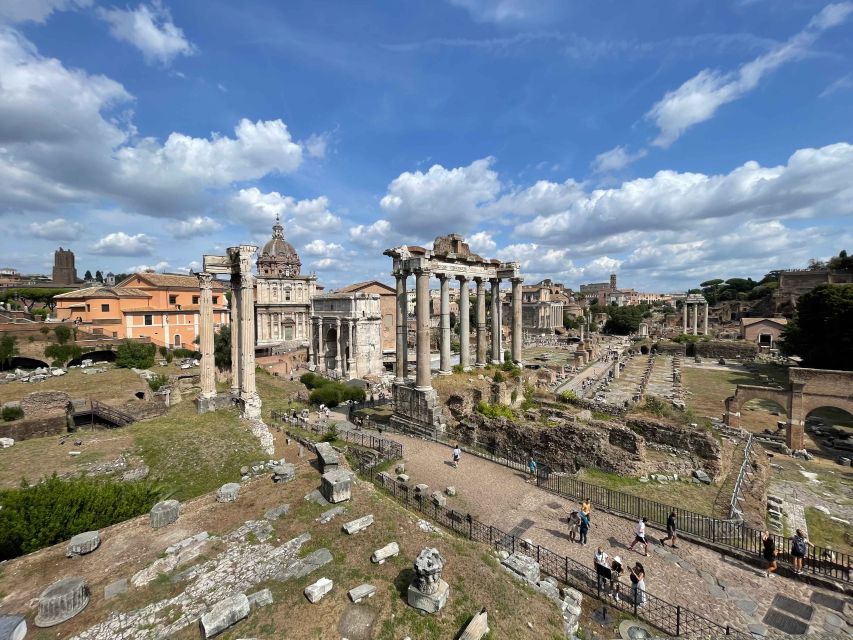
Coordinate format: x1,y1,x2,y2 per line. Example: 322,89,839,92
660,509,678,548
579,510,591,546
527,456,537,483
790,529,813,575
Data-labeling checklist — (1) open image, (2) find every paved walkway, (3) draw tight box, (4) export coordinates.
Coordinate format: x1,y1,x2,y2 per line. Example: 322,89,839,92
380,431,852,638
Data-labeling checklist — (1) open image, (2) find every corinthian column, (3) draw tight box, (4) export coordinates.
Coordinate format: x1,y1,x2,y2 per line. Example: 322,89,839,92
682,302,688,334
511,277,522,364
395,271,408,382
490,278,501,364
230,245,260,418
414,266,432,390
457,276,470,370
475,278,486,367
334,316,342,375
438,274,451,375
704,304,709,336
229,275,240,397
692,302,698,335
198,272,216,399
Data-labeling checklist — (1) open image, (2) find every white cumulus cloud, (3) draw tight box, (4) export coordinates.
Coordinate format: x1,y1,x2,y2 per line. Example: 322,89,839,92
28,217,84,241
0,0,91,24
168,216,222,238
91,231,154,256
230,188,340,238
99,1,196,65
467,231,497,254
591,145,648,173
647,2,853,147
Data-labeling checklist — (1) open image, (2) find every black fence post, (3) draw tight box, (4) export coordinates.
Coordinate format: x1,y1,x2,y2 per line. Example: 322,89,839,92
676,605,681,636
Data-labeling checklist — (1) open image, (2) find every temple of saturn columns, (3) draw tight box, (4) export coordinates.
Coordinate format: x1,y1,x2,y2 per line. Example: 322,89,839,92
682,293,709,336
384,234,522,437
196,245,262,419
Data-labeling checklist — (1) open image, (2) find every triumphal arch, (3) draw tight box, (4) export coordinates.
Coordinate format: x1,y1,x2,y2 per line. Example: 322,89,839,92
384,234,522,437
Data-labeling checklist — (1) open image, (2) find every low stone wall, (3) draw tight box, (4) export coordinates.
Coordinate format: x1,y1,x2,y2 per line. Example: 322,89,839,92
0,414,68,441
20,390,72,419
654,341,686,355
694,341,758,360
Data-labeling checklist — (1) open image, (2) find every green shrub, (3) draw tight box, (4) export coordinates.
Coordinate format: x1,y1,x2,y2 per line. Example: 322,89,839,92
158,345,168,357
308,382,365,407
53,325,72,344
0,476,160,560
171,348,201,360
558,390,579,404
1,406,24,422
641,396,670,417
165,351,174,363
31,308,48,318
492,371,505,383
452,364,465,374
475,401,516,420
300,372,332,389
115,341,156,369
321,424,339,442
147,374,169,392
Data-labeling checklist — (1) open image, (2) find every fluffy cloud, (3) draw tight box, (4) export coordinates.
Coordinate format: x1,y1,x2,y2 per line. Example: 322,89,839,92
349,219,392,249
28,217,84,241
516,142,853,246
302,239,344,256
648,3,853,147
125,260,170,273
591,145,647,173
98,1,196,65
168,216,222,238
0,0,91,24
91,232,154,256
304,132,330,158
380,158,501,236
230,188,340,237
467,231,497,254
0,29,304,219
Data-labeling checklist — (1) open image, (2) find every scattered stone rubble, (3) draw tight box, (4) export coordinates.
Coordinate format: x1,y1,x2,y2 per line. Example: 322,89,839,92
245,419,275,456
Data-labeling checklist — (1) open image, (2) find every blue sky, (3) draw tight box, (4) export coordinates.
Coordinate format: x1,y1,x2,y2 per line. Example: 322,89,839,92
1,0,852,292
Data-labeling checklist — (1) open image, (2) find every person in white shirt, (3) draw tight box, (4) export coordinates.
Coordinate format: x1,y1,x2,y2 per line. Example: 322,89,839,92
451,445,461,468
594,547,609,567
628,516,649,556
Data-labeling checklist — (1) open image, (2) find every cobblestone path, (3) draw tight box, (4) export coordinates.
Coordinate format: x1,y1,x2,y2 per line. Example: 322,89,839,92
383,432,852,638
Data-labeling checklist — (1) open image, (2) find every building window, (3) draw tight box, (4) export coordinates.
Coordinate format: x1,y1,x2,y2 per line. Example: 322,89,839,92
86,304,90,312
169,295,177,304
101,303,109,312
174,334,181,347
212,296,218,304
144,314,153,326
112,331,117,338
192,295,199,305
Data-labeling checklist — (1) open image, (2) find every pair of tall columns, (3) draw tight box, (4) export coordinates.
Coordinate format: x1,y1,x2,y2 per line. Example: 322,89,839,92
313,316,356,378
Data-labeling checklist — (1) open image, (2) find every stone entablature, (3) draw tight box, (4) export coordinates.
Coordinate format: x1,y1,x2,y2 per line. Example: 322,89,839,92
682,293,709,336
311,293,383,379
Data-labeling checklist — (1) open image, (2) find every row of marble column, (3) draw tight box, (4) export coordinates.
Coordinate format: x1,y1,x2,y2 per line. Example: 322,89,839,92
312,316,356,378
395,270,523,390
682,302,709,335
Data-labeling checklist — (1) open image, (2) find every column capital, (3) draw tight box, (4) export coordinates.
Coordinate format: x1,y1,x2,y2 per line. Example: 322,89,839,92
456,274,470,284
510,276,523,285
412,266,431,277
197,272,214,289
489,276,500,285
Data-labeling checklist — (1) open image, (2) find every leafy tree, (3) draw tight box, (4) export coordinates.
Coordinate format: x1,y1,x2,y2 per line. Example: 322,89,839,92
214,325,231,368
602,304,648,335
84,270,93,281
0,334,17,368
44,343,82,366
0,288,72,312
700,279,724,288
115,340,156,369
95,270,104,283
807,258,827,271
828,249,853,271
53,324,72,344
781,284,853,370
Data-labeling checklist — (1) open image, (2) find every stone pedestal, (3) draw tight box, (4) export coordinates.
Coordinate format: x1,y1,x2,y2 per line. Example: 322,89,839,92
216,483,240,503
391,381,444,439
408,579,449,614
321,469,352,503
0,615,27,640
34,577,89,627
66,531,100,558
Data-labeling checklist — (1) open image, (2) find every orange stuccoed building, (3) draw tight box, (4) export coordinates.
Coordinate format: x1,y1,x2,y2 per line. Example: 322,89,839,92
53,273,229,348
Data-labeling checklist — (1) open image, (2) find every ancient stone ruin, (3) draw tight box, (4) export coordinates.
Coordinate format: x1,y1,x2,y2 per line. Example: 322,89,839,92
407,547,449,614
34,577,89,627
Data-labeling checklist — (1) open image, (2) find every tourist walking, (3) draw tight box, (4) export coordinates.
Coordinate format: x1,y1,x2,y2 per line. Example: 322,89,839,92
628,517,649,556
790,529,813,575
451,444,461,469
761,530,777,578
629,561,646,607
610,555,623,601
581,498,592,520
579,510,590,546
527,456,537,483
566,510,580,542
660,509,678,548
594,546,609,589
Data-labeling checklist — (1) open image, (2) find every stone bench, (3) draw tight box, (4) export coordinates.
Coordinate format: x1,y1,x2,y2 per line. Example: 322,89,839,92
371,542,400,564
343,514,374,535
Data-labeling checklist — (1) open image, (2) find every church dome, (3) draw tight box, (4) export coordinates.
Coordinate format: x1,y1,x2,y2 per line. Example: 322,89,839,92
258,217,302,277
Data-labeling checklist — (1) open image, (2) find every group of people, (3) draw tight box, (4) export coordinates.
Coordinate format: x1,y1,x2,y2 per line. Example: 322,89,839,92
593,547,647,605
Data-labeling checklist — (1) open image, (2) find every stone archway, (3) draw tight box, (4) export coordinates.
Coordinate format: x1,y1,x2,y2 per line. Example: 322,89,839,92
67,350,116,367
725,368,853,450
324,326,338,372
0,356,50,371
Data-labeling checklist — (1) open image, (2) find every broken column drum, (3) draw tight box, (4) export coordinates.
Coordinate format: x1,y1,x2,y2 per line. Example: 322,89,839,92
150,499,180,529
34,577,90,627
66,531,100,557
